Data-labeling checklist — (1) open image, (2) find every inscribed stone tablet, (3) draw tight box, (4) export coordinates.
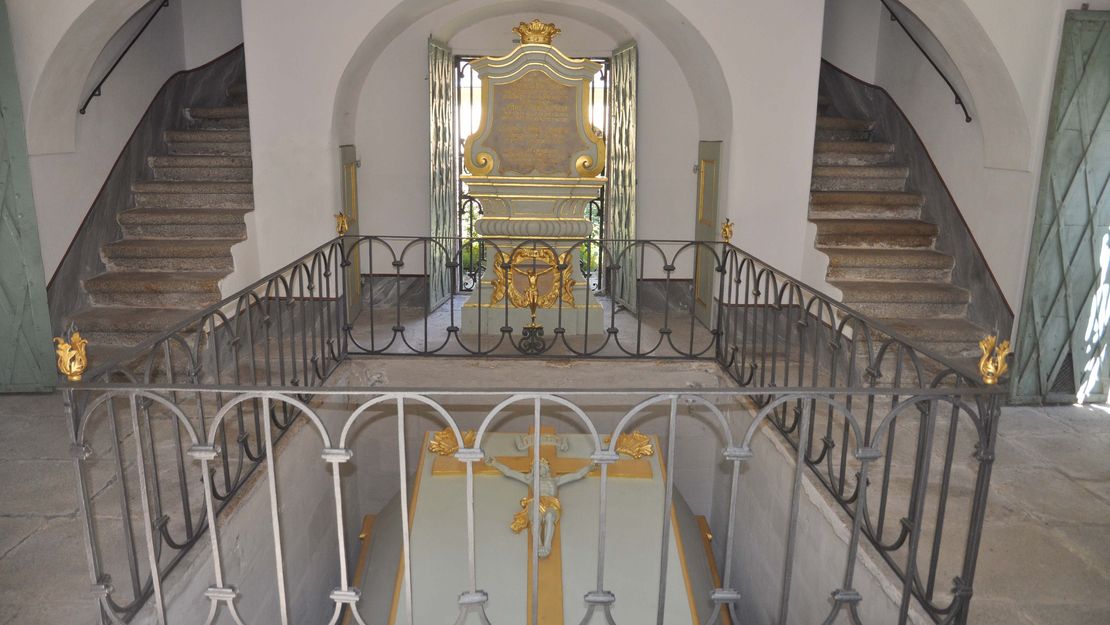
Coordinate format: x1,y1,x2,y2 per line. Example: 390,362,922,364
485,71,586,176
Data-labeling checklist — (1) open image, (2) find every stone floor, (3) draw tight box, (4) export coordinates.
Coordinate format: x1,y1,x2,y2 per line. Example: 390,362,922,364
1,386,1108,624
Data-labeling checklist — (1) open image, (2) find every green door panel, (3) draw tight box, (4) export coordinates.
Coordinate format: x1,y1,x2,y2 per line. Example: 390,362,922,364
1015,11,1110,403
0,1,55,392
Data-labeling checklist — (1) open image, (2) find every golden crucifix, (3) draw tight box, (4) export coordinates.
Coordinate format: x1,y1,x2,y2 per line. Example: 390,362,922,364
427,426,655,625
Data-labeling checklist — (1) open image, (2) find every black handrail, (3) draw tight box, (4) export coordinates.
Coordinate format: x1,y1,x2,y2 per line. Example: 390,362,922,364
879,0,973,123
79,0,169,115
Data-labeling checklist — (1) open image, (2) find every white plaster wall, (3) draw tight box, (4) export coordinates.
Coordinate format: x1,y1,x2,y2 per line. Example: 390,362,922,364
181,0,244,68
237,0,825,284
820,0,882,83
353,10,699,249
27,2,187,277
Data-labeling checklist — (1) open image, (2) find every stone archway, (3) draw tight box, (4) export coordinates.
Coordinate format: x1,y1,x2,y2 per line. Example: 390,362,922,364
330,0,733,146
897,0,1032,171
24,0,151,155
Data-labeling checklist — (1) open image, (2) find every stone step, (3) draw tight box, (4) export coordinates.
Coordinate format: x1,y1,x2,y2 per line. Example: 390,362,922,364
877,317,989,346
816,230,936,249
813,141,896,166
809,202,922,221
813,219,937,236
102,239,237,272
815,116,874,141
85,271,223,308
66,306,199,347
148,155,252,181
118,208,250,239
133,181,253,194
810,190,924,206
165,129,250,156
838,281,970,318
822,248,953,280
133,180,254,209
811,165,909,192
825,261,952,282
186,105,249,129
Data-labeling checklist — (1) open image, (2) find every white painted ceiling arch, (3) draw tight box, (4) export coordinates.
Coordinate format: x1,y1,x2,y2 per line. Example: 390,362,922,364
897,0,1032,171
432,1,632,45
23,0,152,155
331,0,732,145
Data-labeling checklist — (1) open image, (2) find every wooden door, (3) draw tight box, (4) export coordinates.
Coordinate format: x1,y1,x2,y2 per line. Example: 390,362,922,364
1015,11,1110,403
339,144,362,325
694,141,722,326
0,1,55,392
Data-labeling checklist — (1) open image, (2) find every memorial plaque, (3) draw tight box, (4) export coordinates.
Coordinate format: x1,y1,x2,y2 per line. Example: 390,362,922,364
460,20,607,336
485,71,585,176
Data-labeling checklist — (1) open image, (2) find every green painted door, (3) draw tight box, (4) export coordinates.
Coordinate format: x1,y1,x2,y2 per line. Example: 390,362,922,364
428,38,457,312
1015,11,1110,403
0,1,55,392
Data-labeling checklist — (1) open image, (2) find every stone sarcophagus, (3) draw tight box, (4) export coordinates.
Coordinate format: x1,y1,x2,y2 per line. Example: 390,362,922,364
462,20,605,335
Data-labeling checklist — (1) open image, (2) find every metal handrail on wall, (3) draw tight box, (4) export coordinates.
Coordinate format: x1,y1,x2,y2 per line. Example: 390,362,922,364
878,0,973,123
79,0,170,115
54,233,1008,624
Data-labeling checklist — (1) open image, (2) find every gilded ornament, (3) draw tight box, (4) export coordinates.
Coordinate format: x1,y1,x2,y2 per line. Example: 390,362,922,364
513,19,561,45
428,427,477,455
720,219,734,244
489,248,576,309
335,213,350,235
614,431,654,459
978,335,1011,385
53,331,89,382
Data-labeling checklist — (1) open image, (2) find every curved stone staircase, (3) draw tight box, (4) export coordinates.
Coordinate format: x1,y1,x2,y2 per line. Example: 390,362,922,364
810,95,988,369
67,83,252,359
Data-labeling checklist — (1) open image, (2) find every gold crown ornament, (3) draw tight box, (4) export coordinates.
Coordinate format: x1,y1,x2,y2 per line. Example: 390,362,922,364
513,19,561,45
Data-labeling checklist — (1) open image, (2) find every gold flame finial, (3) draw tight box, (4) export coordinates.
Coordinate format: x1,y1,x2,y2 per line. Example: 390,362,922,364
978,335,1011,385
54,330,88,382
428,427,476,456
721,219,734,244
513,19,560,45
335,213,350,235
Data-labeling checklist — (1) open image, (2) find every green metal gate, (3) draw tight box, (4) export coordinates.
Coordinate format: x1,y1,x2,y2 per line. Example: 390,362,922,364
1015,11,1110,403
0,1,55,392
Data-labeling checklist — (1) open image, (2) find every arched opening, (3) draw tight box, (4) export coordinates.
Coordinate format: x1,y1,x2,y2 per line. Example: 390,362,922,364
24,0,152,155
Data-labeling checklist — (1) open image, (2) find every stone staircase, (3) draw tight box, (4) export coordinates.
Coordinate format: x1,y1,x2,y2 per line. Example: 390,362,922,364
809,95,987,370
67,83,252,359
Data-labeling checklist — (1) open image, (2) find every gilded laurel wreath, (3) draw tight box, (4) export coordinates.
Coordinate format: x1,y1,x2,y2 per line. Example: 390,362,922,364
489,248,576,309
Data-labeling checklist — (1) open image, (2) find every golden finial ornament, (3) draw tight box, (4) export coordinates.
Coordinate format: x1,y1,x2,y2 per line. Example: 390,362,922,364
720,219,734,244
614,431,655,459
53,330,89,382
513,19,561,45
335,213,350,235
428,427,477,456
978,335,1011,385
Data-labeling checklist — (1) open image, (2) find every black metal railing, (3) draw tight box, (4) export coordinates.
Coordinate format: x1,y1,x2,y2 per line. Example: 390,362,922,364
879,0,973,123
66,234,1003,625
80,0,170,114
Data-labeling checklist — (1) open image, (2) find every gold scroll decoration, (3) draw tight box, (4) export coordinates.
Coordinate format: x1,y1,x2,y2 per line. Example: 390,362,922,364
489,248,576,309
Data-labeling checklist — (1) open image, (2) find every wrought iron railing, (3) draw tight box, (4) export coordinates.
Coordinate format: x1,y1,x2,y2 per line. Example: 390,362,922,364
60,234,1006,625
